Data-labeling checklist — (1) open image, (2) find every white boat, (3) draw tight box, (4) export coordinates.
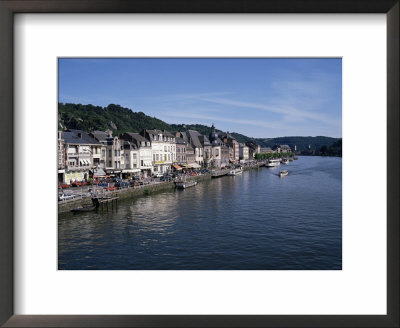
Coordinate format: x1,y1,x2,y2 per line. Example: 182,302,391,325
279,170,288,177
265,159,281,167
227,167,243,176
282,158,290,164
175,180,197,189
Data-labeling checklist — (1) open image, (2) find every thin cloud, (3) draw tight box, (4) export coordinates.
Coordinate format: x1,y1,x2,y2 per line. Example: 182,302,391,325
193,96,340,127
162,111,289,131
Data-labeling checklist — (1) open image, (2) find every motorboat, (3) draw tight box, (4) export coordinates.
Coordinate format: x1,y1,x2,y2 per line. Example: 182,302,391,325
279,170,289,177
175,180,197,189
227,167,243,176
265,159,281,167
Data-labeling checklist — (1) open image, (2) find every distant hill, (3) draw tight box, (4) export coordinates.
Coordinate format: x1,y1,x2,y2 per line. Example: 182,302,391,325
254,136,340,152
58,103,339,151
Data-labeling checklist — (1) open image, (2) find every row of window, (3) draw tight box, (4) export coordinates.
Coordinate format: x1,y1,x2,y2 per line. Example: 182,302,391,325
153,135,175,142
153,153,175,161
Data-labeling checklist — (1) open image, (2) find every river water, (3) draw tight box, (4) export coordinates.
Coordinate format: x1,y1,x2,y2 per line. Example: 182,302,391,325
58,156,342,270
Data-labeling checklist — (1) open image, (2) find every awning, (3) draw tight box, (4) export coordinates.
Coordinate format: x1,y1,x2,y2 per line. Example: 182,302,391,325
172,164,182,170
94,168,106,177
181,164,189,167
188,163,201,168
122,169,140,173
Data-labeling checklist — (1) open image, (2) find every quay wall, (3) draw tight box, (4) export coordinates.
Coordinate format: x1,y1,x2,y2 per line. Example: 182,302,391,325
58,164,265,214
58,174,212,214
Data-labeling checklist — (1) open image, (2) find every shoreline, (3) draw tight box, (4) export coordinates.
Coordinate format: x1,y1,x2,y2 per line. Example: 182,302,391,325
58,162,266,214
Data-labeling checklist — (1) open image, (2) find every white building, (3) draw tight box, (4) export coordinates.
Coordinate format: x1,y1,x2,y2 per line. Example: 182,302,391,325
121,141,141,178
120,132,153,178
140,129,176,174
239,143,249,161
61,129,101,184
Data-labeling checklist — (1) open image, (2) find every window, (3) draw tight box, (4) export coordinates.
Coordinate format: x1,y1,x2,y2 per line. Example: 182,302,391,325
141,160,144,166
133,154,137,160
108,150,111,157
153,154,156,161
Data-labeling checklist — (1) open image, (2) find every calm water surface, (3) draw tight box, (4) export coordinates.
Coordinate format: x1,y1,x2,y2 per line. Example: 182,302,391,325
58,156,342,270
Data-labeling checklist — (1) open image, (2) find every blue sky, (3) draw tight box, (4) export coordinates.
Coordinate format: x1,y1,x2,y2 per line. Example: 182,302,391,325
58,58,342,138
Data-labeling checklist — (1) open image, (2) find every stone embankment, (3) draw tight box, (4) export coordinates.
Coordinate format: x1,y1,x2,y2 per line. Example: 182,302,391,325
58,174,211,214
58,162,266,214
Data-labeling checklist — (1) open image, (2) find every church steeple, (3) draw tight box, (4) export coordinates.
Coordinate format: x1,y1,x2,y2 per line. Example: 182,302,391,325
210,123,218,142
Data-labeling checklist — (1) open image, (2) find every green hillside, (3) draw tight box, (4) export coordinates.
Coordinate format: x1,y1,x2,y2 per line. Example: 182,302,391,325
58,103,340,152
58,103,171,135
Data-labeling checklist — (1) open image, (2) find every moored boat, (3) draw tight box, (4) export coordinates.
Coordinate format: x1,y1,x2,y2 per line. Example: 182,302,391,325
279,170,288,177
265,159,281,167
227,167,243,176
175,180,197,189
282,158,290,164
71,205,97,213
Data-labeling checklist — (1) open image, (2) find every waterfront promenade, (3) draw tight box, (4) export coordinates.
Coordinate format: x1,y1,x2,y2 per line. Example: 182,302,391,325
58,161,266,213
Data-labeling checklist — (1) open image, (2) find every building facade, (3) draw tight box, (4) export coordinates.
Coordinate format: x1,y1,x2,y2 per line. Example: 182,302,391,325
61,129,101,184
120,132,153,177
141,129,176,174
121,141,141,178
239,143,249,161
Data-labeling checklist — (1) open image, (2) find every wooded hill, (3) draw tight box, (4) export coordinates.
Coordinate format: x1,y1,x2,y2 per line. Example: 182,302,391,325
58,103,340,152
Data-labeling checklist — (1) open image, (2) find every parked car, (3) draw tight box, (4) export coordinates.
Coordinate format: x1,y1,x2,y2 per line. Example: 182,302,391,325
115,181,129,189
98,182,109,187
129,180,139,187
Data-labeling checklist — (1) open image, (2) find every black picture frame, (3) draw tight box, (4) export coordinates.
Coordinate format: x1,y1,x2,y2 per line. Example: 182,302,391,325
0,1,398,327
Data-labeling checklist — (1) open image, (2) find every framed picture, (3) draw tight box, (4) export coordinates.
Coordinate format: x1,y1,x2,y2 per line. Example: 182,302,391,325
0,1,398,327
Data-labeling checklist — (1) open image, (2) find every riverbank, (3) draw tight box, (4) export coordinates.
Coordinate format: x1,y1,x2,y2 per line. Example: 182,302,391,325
58,161,266,214
58,174,211,214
